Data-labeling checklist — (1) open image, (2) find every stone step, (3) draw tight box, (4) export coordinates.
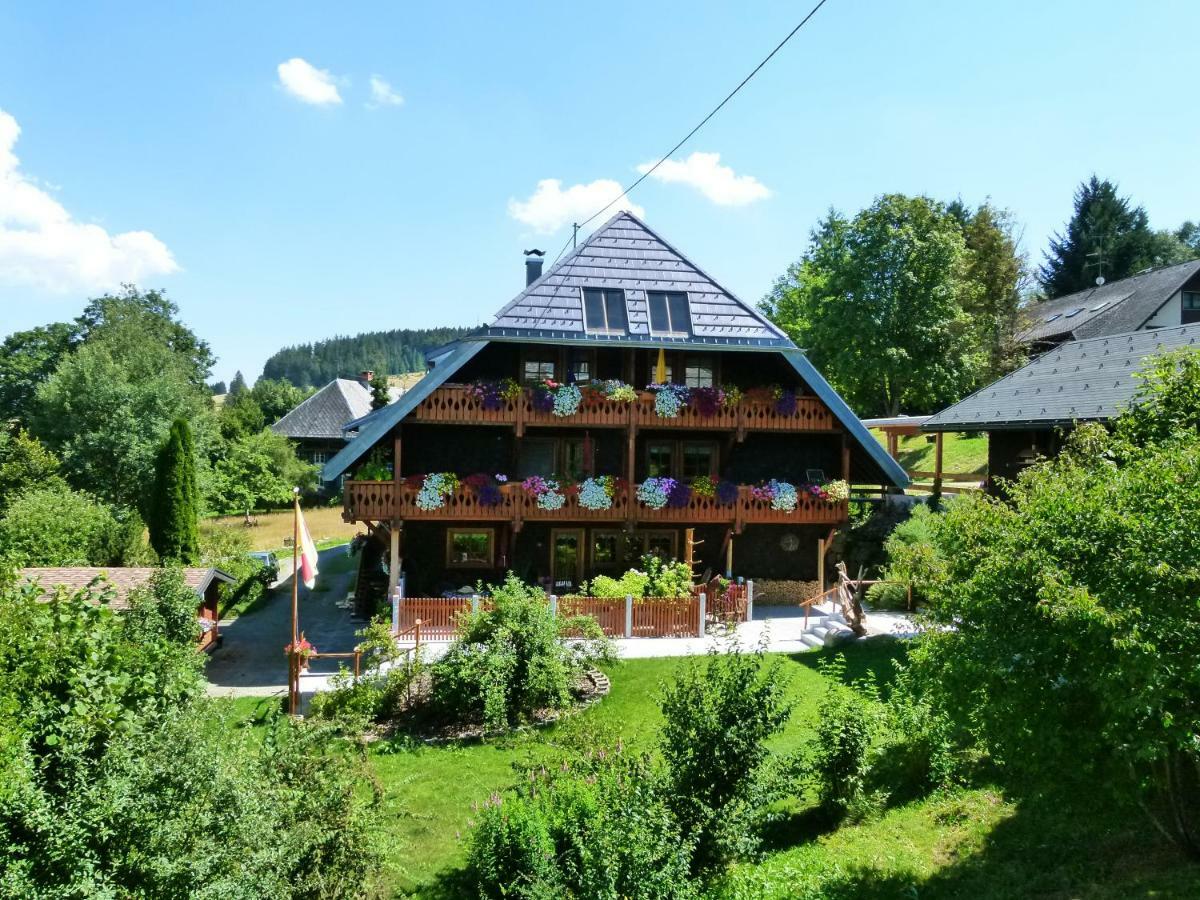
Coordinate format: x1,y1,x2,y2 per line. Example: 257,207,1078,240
799,633,825,649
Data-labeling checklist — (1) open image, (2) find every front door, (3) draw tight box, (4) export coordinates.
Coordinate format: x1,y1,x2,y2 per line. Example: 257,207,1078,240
550,529,585,593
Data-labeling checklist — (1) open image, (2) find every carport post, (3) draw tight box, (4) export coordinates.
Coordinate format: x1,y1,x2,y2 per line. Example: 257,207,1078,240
746,580,754,622
698,593,706,638
624,595,633,638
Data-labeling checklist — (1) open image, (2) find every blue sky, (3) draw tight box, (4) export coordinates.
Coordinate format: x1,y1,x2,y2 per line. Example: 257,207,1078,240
1,0,1197,385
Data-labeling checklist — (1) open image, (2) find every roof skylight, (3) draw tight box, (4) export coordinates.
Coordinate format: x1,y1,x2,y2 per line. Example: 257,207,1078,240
1064,307,1084,318
1045,313,1061,323
1090,301,1109,312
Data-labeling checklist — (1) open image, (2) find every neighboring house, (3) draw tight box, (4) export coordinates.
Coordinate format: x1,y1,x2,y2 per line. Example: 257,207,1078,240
322,211,908,597
17,566,234,651
1018,259,1200,352
271,372,404,488
923,323,1200,489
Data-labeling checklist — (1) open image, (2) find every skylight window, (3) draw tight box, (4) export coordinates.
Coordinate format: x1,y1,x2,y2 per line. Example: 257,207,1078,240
1090,301,1109,312
647,291,691,336
1044,313,1061,323
1064,306,1084,318
582,288,628,334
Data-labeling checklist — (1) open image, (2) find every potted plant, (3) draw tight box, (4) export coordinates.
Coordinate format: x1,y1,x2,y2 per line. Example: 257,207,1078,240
284,633,315,671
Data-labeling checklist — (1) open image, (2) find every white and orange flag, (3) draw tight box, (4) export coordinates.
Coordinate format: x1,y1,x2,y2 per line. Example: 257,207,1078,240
297,502,319,590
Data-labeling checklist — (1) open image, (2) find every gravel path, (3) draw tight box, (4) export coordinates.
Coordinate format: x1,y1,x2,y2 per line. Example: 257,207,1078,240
205,545,362,698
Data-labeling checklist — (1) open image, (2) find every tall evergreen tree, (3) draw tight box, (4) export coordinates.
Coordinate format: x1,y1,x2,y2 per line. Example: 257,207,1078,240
957,202,1028,381
149,418,200,564
228,371,248,396
1039,176,1166,298
369,374,390,410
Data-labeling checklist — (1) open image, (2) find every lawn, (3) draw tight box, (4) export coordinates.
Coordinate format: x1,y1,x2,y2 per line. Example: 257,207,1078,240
212,639,1199,899
202,504,359,552
870,429,988,481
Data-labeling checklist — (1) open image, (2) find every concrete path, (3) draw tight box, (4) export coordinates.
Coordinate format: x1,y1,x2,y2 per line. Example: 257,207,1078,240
205,545,362,698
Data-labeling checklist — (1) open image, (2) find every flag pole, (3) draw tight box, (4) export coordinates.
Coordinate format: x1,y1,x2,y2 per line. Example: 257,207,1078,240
289,487,299,716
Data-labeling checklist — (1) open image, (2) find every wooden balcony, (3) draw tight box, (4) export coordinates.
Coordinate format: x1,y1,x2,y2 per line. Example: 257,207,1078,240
344,480,847,528
409,384,837,433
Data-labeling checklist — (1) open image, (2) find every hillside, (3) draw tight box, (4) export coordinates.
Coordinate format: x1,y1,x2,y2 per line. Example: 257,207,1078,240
260,326,474,388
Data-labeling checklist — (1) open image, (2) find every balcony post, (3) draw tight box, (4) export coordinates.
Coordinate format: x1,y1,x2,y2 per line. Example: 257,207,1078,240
624,595,633,638
387,523,401,600
698,592,706,638
746,580,754,622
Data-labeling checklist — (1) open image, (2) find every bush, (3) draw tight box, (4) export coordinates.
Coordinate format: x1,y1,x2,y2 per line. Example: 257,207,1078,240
124,567,203,646
309,619,424,733
586,568,650,598
808,657,882,820
0,575,380,896
582,555,693,599
660,641,793,873
876,503,946,606
468,751,698,900
429,574,613,732
0,483,146,566
199,527,271,615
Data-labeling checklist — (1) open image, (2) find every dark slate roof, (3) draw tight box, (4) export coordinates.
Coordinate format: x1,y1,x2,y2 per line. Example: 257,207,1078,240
272,378,404,440
1017,259,1200,345
923,323,1200,431
479,211,792,349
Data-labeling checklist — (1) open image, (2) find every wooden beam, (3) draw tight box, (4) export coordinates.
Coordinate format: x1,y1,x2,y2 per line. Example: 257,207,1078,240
841,434,851,483
933,431,944,495
626,421,637,529
817,538,825,591
387,522,401,599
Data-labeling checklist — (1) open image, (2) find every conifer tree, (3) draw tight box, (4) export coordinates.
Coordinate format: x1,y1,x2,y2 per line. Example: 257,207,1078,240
149,418,200,564
228,371,248,396
369,374,390,410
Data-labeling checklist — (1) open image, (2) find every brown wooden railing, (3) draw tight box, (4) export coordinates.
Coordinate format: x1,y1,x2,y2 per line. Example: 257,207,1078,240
409,384,837,433
345,480,848,527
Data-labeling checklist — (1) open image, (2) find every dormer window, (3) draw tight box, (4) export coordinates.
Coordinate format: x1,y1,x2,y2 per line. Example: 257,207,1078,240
647,291,691,337
583,288,628,334
1184,291,1200,324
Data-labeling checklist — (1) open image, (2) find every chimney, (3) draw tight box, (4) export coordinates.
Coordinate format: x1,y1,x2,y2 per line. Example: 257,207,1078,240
358,370,374,386
524,248,545,286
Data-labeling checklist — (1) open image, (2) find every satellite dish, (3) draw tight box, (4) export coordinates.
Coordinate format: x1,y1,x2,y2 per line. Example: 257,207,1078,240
1095,276,1105,286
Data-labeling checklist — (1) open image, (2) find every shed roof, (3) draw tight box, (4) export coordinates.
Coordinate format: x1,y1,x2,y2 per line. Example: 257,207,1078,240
923,323,1200,431
18,567,234,609
1017,259,1200,345
481,211,792,349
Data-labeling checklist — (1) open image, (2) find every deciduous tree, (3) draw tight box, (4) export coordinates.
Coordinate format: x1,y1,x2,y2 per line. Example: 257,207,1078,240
148,418,200,564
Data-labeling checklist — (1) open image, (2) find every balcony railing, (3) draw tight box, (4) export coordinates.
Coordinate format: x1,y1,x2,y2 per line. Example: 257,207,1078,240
344,480,847,528
409,384,836,432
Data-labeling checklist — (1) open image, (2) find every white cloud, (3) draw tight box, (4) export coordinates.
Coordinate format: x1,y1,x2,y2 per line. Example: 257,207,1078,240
0,109,179,293
367,75,404,108
636,151,770,206
508,179,644,235
276,57,343,106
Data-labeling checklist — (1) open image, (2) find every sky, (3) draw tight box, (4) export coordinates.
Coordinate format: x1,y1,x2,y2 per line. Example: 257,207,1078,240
1,0,1197,386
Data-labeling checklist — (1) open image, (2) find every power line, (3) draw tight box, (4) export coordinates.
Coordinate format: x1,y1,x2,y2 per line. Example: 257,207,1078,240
575,0,832,231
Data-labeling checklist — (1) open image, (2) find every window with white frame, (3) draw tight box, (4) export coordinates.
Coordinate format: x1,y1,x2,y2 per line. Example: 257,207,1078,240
647,291,691,336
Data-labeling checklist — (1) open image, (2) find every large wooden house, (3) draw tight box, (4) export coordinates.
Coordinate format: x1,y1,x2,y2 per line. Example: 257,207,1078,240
322,213,908,598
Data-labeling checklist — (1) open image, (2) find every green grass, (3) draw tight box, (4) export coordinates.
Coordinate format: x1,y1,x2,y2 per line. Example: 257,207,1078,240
212,639,1199,898
871,429,988,481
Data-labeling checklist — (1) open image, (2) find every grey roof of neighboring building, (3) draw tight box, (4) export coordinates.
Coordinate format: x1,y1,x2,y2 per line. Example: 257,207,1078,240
479,211,793,349
923,323,1200,432
272,378,401,440
1017,259,1200,345
18,567,233,608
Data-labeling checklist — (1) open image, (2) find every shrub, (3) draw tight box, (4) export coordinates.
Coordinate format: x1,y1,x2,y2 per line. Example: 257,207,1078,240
199,526,272,615
659,641,793,873
876,503,947,605
0,575,380,896
586,568,650,599
583,555,692,599
468,751,698,900
124,567,203,646
808,657,882,820
0,483,145,566
429,574,613,732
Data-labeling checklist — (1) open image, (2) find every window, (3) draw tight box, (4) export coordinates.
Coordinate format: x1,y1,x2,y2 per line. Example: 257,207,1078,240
567,349,593,384
1064,307,1084,318
647,291,691,336
640,530,678,560
1184,292,1200,324
562,438,590,480
591,530,625,569
446,529,495,568
683,354,715,388
647,441,675,478
519,438,557,477
582,288,628,334
681,442,716,479
1044,313,1061,323
523,352,556,384
311,450,328,465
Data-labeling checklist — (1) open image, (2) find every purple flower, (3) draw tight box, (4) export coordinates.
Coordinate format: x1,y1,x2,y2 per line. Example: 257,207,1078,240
689,386,725,418
667,480,692,508
478,484,503,507
715,480,739,505
774,389,798,417
530,387,554,413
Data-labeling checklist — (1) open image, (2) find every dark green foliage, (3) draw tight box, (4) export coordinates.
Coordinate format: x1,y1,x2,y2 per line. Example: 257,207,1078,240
659,643,793,873
955,201,1028,381
250,377,311,422
149,418,200,564
228,370,248,396
0,322,75,425
1114,348,1200,448
808,657,881,819
761,195,979,416
0,578,380,897
209,428,317,515
0,484,145,566
261,326,473,388
872,503,946,607
124,568,202,646
208,379,227,395
1039,176,1198,297
429,574,613,732
467,752,699,900
369,373,390,410
218,390,266,440
199,527,272,616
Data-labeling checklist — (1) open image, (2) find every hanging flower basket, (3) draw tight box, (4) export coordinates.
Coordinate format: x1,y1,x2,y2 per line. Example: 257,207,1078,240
416,473,459,510
595,379,637,404
648,383,690,418
808,479,849,504
751,479,798,512
467,379,520,410
578,476,618,510
637,477,677,510
688,386,726,418
284,634,315,671
522,476,566,510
